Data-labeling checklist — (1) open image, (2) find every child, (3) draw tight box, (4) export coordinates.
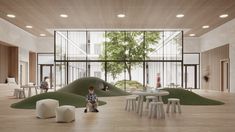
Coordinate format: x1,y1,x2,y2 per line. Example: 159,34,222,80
84,86,99,113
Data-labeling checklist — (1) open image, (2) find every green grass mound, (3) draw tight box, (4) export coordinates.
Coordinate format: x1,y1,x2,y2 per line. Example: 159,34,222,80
11,92,106,109
58,77,130,97
115,80,144,90
161,88,224,105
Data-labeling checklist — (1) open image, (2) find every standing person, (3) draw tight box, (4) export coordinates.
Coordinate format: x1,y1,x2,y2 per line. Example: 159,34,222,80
40,76,49,92
156,73,161,88
84,86,99,113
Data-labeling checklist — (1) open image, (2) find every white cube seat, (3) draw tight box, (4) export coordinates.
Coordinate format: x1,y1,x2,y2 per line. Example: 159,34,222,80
56,105,75,123
36,99,59,119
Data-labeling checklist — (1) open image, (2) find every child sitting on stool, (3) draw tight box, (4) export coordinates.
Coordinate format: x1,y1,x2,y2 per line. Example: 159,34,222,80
84,86,99,113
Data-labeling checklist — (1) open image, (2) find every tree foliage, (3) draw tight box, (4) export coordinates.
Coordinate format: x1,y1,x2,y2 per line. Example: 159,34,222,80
100,31,160,80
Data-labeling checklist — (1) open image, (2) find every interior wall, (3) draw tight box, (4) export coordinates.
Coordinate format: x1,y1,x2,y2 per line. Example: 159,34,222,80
0,18,37,52
184,37,201,53
29,52,37,83
36,37,54,52
200,18,235,92
0,43,19,83
201,44,229,91
0,43,9,83
8,47,19,83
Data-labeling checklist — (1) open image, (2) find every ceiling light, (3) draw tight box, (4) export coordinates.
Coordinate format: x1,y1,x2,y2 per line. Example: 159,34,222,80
26,25,33,29
219,14,228,18
60,14,68,18
202,25,210,29
117,14,125,18
40,34,46,37
6,14,16,18
176,14,184,18
189,34,196,37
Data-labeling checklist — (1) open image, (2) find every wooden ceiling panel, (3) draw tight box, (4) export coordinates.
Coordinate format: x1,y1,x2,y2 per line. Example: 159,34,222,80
0,0,235,37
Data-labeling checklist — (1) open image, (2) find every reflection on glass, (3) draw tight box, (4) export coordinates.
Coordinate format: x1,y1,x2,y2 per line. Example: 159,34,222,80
145,62,163,88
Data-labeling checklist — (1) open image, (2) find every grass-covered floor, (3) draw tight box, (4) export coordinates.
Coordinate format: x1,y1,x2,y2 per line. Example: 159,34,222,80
58,77,130,97
161,88,224,105
11,77,129,109
11,92,106,109
11,78,224,109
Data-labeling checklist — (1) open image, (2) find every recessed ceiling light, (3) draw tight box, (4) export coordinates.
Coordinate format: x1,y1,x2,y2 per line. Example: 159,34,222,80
219,14,228,18
60,14,68,18
189,34,196,37
117,14,125,18
26,25,33,29
176,14,184,18
7,14,16,18
202,25,210,29
40,34,46,37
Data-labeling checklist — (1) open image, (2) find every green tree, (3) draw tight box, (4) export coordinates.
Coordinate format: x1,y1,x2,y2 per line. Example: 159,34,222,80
100,31,160,80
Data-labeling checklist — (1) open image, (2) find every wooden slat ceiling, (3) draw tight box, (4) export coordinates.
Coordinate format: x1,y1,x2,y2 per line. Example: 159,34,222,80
0,0,235,37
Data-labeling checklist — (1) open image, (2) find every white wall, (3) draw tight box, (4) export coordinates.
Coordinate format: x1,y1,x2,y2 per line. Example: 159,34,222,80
184,37,201,53
35,37,54,53
0,18,37,51
200,18,235,92
19,48,29,84
0,18,37,84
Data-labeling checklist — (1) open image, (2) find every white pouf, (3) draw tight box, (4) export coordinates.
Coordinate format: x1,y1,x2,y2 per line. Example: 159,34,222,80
36,99,59,119
56,105,75,123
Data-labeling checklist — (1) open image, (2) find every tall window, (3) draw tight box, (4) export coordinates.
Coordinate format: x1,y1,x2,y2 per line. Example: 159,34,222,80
55,31,183,91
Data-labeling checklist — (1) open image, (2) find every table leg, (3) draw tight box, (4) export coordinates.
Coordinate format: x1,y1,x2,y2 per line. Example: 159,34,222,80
138,95,144,116
136,95,141,113
35,87,38,95
159,96,162,102
28,87,31,97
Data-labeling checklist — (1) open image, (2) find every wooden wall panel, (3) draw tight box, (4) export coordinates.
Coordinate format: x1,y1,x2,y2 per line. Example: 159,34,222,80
201,44,229,91
0,44,9,83
8,47,19,83
29,52,37,83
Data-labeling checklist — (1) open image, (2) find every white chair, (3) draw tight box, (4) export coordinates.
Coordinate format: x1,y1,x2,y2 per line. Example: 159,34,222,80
56,105,75,123
146,96,157,109
125,96,137,112
166,98,181,113
36,99,59,119
148,102,165,119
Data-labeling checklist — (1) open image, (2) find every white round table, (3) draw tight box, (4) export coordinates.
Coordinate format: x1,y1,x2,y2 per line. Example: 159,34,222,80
132,90,169,116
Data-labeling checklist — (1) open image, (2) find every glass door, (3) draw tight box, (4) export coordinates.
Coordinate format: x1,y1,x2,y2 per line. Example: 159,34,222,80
183,65,198,89
40,64,54,89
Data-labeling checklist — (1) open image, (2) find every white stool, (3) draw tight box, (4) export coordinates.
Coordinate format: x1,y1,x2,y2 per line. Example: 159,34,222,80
56,105,75,123
125,96,137,112
148,102,165,119
166,98,181,113
36,99,59,119
146,96,157,109
13,89,25,99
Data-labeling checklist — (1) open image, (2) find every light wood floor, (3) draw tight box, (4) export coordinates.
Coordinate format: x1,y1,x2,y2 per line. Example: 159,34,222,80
1,88,235,132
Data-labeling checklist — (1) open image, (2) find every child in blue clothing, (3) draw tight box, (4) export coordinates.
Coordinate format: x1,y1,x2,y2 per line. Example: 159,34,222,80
84,86,99,113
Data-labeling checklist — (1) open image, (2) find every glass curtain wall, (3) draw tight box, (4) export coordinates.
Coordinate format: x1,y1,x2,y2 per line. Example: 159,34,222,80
55,30,183,91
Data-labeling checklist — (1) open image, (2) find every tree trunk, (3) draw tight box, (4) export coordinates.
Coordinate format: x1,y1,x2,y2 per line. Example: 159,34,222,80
127,62,132,80
124,62,132,80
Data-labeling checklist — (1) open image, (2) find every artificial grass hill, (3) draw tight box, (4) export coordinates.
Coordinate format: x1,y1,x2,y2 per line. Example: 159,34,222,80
58,77,130,97
161,88,224,105
11,77,129,109
11,92,106,109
